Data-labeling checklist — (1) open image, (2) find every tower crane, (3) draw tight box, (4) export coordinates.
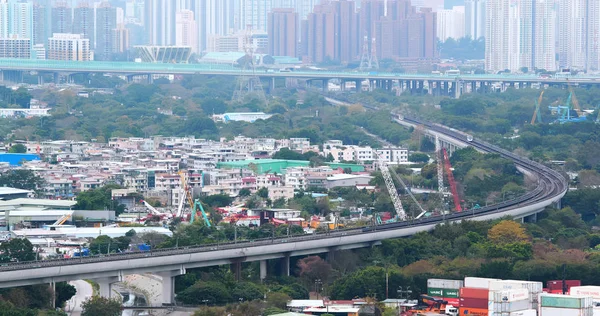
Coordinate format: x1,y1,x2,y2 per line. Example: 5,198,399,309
435,135,445,195
388,166,427,219
566,78,584,117
374,151,407,221
442,148,462,212
531,91,545,125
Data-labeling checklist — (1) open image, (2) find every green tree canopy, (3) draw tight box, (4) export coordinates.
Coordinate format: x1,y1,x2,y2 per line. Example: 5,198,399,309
81,296,122,316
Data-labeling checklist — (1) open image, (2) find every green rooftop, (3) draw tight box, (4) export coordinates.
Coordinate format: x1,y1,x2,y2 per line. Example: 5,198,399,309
216,159,365,174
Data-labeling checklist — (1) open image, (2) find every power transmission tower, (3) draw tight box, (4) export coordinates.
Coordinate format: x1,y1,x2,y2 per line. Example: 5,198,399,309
359,35,371,71
232,25,268,105
369,37,379,70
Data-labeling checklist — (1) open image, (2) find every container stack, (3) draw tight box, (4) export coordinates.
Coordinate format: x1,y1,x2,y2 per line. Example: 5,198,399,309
427,279,463,307
540,293,594,316
546,280,582,294
488,288,533,316
490,280,544,310
459,287,489,316
569,287,600,314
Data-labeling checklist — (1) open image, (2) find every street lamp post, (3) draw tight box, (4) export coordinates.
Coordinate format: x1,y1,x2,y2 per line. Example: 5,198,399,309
314,279,322,299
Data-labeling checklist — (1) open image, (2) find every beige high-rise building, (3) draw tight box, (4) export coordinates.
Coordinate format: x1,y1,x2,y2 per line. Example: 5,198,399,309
437,6,465,41
465,0,486,39
486,0,555,72
176,10,197,53
47,33,90,61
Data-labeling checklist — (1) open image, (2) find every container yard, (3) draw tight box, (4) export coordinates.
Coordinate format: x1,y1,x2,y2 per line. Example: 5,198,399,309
424,277,600,316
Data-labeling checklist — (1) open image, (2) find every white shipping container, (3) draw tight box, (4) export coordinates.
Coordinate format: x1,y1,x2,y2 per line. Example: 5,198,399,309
489,309,537,316
489,299,531,312
540,307,593,316
428,278,464,289
490,280,543,294
465,277,502,289
490,289,530,302
572,287,600,299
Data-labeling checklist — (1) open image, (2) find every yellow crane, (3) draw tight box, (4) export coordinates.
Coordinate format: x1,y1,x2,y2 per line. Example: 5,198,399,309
566,78,584,117
531,90,545,125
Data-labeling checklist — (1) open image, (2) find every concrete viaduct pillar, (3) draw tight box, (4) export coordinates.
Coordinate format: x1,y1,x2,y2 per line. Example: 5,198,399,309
157,268,185,305
279,255,290,277
231,262,242,281
95,276,121,298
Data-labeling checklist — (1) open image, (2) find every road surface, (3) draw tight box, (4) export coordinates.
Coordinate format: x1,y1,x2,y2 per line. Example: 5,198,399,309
65,280,93,316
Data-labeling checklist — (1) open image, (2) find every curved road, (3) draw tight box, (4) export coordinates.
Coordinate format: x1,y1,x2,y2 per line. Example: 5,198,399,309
0,117,567,288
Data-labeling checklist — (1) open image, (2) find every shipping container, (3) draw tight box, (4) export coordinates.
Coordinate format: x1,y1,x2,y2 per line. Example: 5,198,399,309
444,288,460,298
465,277,501,289
540,307,593,316
547,280,581,291
459,297,488,309
459,307,488,316
490,310,537,316
571,287,600,299
461,287,490,300
488,300,531,313
428,288,443,297
541,294,593,309
445,297,460,306
489,289,530,302
489,280,543,294
428,278,464,289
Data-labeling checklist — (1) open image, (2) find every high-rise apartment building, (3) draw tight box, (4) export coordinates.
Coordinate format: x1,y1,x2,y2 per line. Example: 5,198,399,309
144,0,176,45
176,10,198,52
0,37,31,59
359,0,385,39
47,33,90,61
305,3,335,63
268,8,298,57
73,2,94,48
240,0,273,32
465,0,486,39
51,2,72,35
112,24,130,54
96,1,116,60
485,0,555,72
0,3,10,39
437,6,465,41
533,0,556,71
192,0,237,53
10,2,33,41
32,3,46,45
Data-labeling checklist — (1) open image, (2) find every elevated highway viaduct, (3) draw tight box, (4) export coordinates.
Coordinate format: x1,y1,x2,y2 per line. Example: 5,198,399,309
0,117,567,305
0,59,597,97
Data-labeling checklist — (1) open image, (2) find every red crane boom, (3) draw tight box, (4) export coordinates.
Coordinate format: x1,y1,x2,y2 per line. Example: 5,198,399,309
443,148,462,212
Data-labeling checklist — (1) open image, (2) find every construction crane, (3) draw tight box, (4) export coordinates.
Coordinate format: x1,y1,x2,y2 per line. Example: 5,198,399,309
442,148,462,212
531,90,545,125
191,199,211,227
388,167,427,219
435,135,445,195
566,78,584,117
374,152,407,221
548,93,587,123
177,171,196,220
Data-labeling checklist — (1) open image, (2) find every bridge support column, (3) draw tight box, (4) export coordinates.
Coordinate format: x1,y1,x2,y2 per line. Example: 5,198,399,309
53,72,60,84
269,77,275,93
38,75,44,85
147,74,154,84
231,262,242,281
279,255,290,277
326,250,335,263
157,268,186,305
260,260,267,281
95,276,121,298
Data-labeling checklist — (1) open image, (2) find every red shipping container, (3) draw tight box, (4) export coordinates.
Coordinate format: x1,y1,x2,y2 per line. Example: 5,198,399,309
547,280,581,290
459,307,488,316
445,297,460,306
459,298,488,309
460,287,489,300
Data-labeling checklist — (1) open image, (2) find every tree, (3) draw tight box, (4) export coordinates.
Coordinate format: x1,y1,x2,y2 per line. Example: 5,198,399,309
81,296,122,316
231,282,264,301
55,282,76,308
408,153,429,163
177,281,232,305
74,184,125,215
0,169,44,191
488,220,529,245
8,144,26,153
266,292,291,309
203,194,233,207
238,188,252,197
0,238,35,263
272,148,305,160
257,187,269,199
